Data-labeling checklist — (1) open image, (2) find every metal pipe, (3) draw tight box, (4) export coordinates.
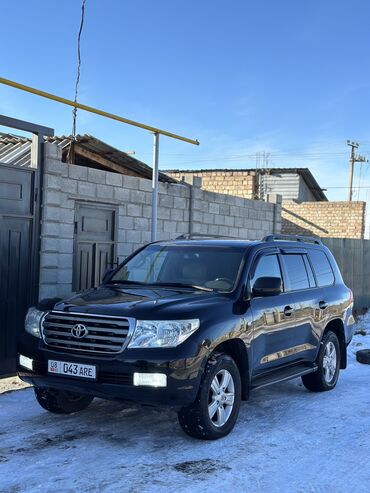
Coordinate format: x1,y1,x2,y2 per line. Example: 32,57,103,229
151,132,159,241
0,77,199,146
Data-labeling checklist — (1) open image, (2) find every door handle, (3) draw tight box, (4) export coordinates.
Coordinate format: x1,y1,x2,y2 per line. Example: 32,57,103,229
319,301,328,310
284,305,294,316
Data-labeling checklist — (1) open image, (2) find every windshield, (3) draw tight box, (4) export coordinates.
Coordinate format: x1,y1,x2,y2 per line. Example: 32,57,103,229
109,244,247,292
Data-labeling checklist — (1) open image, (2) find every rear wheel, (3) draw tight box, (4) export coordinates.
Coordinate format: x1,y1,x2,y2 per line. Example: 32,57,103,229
177,353,241,440
302,331,340,392
34,387,94,414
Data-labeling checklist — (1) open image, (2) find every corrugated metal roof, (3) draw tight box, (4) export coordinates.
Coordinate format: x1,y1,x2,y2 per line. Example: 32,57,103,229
164,167,327,201
0,133,175,183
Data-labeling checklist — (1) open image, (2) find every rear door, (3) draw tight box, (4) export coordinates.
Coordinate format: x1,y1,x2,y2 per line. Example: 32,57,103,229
249,250,297,375
279,250,321,364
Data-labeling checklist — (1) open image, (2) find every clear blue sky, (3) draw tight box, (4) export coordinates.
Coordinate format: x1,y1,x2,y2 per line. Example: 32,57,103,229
1,0,370,202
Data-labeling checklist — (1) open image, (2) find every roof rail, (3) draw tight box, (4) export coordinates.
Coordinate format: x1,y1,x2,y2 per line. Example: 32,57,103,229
262,234,322,245
175,233,240,240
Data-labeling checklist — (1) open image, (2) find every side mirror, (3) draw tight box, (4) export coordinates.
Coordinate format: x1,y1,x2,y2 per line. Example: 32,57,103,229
102,268,114,285
252,277,282,297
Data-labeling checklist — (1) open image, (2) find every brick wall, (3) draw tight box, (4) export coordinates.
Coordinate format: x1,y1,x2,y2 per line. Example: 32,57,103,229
167,170,257,199
39,144,281,299
282,201,366,239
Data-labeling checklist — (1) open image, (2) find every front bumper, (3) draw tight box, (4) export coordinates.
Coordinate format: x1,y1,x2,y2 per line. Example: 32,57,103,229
17,333,205,407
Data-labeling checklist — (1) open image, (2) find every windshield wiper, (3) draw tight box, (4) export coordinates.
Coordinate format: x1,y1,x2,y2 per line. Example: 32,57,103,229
105,280,147,286
150,282,213,292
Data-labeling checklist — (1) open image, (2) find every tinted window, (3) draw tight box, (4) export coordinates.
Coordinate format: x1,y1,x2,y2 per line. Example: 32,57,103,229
309,250,335,287
283,254,310,291
250,254,282,287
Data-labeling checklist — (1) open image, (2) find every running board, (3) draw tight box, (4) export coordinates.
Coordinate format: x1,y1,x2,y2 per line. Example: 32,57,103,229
251,364,318,390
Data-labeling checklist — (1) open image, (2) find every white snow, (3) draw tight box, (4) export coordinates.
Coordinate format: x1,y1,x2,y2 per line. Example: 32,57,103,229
1,316,370,493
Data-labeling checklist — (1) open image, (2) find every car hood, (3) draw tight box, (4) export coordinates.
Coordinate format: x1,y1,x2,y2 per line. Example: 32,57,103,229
54,285,230,319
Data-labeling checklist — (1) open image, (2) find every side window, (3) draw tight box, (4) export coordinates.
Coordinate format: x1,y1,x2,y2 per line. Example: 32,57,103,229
308,250,335,287
250,254,282,288
282,254,309,291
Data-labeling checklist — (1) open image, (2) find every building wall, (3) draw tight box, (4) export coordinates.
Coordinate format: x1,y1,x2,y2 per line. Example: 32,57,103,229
263,173,317,202
39,144,281,299
166,170,257,199
282,201,366,239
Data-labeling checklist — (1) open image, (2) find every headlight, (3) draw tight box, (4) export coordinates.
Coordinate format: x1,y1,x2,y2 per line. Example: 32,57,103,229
25,307,45,338
128,319,200,348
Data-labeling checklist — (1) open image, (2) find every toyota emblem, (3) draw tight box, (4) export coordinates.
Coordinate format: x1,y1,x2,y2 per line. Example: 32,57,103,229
71,324,88,339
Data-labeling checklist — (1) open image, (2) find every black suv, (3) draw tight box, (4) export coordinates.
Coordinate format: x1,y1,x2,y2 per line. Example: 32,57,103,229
18,234,354,440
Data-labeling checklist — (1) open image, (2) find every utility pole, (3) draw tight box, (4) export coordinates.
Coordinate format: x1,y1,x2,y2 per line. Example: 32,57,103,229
347,140,368,201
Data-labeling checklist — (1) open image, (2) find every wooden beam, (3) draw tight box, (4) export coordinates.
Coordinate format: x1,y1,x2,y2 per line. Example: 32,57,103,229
73,145,141,176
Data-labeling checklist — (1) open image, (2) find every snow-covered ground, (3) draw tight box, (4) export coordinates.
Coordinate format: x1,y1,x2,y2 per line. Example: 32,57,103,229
1,317,370,493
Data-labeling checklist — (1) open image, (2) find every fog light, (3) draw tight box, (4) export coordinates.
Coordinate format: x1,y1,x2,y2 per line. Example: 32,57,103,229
133,372,167,388
19,354,33,371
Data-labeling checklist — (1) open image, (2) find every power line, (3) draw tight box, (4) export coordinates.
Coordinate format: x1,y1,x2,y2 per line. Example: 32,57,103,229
72,0,86,138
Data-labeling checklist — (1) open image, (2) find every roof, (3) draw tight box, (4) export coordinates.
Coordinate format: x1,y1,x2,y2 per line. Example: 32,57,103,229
164,167,327,201
0,133,175,183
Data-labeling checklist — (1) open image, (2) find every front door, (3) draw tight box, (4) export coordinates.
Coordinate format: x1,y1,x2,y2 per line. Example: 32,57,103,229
249,252,297,375
73,203,117,291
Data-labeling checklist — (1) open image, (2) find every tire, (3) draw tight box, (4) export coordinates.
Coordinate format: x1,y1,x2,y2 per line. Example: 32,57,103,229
302,331,340,392
34,387,94,414
177,353,242,440
356,349,370,365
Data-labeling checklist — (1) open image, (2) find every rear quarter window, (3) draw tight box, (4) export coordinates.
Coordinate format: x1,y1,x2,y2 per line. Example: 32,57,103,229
308,250,335,287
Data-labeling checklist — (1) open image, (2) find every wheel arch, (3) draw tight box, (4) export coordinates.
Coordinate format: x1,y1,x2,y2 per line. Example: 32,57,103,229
211,338,250,400
324,318,347,369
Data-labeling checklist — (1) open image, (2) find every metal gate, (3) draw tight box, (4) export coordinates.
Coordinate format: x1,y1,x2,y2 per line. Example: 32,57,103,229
0,115,53,377
73,202,117,291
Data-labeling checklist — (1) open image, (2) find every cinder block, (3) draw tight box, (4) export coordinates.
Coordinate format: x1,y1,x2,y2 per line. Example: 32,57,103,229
97,184,114,199
159,194,174,208
106,172,123,187
43,190,61,206
134,217,149,231
42,205,60,222
58,269,73,284
59,223,74,239
41,238,59,253
130,190,147,204
58,253,73,270
61,178,77,194
69,165,88,181
45,159,63,175
123,175,139,189
40,268,58,284
138,178,152,192
78,181,96,197
42,222,60,237
119,216,134,229
88,168,107,184
127,203,142,217
44,174,61,190
158,207,171,220
114,187,130,202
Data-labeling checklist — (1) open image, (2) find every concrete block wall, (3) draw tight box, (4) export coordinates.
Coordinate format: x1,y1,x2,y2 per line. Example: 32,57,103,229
281,201,366,239
39,144,281,299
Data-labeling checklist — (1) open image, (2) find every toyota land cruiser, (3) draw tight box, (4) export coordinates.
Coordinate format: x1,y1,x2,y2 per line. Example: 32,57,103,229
18,234,354,440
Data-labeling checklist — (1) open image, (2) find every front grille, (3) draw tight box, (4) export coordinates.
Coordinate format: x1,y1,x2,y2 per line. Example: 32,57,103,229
41,311,132,354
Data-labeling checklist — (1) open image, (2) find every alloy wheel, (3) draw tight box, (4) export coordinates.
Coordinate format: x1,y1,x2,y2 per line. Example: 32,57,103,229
208,369,235,427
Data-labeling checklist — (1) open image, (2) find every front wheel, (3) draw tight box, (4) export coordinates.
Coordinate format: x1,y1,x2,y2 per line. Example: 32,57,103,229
34,387,94,414
302,331,340,392
177,353,242,440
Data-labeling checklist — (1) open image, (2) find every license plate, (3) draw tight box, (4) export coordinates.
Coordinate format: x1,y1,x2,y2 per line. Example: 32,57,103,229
48,360,97,380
